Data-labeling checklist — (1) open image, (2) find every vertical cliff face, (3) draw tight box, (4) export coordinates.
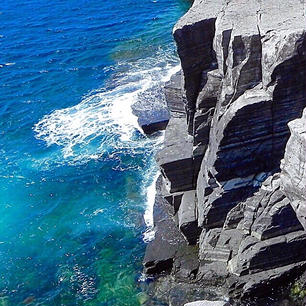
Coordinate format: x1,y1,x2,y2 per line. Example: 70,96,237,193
144,0,306,303
281,110,306,231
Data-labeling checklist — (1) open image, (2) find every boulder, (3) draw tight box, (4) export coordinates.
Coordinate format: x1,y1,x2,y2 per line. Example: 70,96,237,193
131,84,170,134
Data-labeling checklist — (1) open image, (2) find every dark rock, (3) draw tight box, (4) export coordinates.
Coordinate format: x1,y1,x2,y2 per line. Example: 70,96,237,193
144,177,200,279
251,190,304,240
148,275,223,306
144,0,306,303
196,174,306,298
199,228,230,263
172,244,199,280
164,192,184,215
223,203,244,230
143,176,185,274
164,70,186,116
131,84,170,134
173,0,224,134
228,231,306,276
141,120,169,135
214,0,262,108
281,109,306,230
184,301,230,306
156,117,194,192
194,69,222,154
198,185,257,229
178,191,202,245
229,261,306,300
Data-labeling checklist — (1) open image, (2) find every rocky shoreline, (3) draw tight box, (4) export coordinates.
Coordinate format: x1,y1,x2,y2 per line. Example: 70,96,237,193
141,0,306,305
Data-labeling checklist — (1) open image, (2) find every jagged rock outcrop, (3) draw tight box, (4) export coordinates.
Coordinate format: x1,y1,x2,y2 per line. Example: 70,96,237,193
173,0,224,134
144,0,306,304
156,117,194,192
281,109,306,230
143,176,200,278
132,84,170,134
164,70,186,116
197,175,306,296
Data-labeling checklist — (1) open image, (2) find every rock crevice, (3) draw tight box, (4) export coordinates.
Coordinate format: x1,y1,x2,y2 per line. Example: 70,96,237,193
143,0,306,304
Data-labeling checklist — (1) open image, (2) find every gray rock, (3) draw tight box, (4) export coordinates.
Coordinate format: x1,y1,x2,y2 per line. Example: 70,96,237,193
184,300,229,306
199,228,232,264
229,231,306,276
131,84,170,134
144,177,200,279
228,261,306,300
164,192,184,215
173,0,224,134
251,188,304,240
144,0,306,303
164,70,186,116
194,70,221,135
156,117,194,192
148,276,223,306
223,203,244,230
178,191,201,245
214,0,262,108
172,244,199,280
193,69,222,174
143,176,186,274
281,109,306,230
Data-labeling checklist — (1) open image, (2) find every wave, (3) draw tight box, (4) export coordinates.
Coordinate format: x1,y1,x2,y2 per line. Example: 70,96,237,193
143,170,161,242
34,52,179,163
34,51,179,244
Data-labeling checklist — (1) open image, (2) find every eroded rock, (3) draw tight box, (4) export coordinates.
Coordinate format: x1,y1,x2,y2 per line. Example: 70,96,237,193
144,0,306,304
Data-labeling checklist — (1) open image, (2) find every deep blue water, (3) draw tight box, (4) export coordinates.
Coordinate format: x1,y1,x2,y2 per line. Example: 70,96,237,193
0,0,190,305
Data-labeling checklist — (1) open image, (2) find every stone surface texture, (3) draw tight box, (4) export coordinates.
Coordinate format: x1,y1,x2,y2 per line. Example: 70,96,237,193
143,0,306,304
184,301,229,306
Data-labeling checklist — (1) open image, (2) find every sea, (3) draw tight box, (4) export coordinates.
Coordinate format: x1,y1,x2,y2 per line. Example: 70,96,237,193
0,0,190,305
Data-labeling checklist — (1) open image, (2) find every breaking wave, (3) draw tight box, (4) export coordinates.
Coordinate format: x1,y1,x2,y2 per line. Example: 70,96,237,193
34,53,180,163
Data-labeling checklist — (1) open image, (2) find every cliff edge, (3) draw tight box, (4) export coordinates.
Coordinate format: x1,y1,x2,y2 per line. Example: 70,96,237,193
143,0,306,305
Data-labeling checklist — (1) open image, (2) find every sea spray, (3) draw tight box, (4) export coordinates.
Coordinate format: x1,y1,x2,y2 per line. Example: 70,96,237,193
33,58,180,164
143,170,160,242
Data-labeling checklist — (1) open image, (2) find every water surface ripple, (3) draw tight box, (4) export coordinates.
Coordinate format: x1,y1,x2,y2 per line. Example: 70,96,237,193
0,0,190,305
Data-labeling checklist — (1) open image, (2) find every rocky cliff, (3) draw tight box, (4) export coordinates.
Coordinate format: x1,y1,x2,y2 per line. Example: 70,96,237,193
143,0,306,305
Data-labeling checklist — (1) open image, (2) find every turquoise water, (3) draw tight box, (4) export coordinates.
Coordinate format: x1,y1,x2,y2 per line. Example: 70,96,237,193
0,0,190,305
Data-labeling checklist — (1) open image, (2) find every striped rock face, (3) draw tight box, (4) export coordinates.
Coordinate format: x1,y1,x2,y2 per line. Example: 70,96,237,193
144,0,306,303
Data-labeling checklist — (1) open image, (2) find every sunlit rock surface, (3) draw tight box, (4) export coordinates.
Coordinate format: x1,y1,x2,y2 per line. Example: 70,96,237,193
144,0,306,304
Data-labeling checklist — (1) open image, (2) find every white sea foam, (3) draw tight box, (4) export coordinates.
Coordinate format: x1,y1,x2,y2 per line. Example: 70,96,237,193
34,83,142,159
34,57,180,161
34,52,180,242
143,170,160,242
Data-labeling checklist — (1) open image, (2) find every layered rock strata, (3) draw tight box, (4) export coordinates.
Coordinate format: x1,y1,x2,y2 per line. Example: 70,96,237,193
144,0,306,304
281,109,306,230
